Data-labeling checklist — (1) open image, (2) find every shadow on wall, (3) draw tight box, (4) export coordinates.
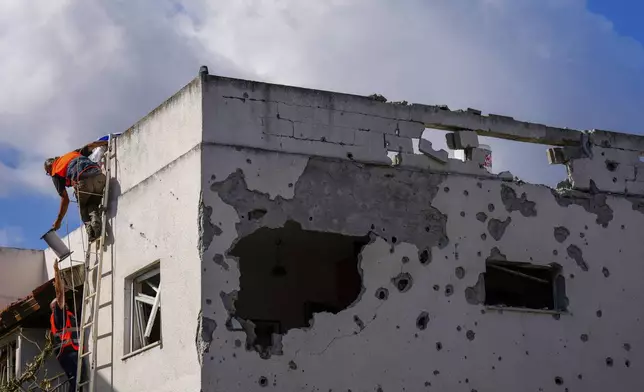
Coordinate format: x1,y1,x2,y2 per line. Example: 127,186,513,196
226,221,370,358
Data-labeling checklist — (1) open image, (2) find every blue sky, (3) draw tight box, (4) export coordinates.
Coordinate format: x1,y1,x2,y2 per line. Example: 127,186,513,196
1,0,644,250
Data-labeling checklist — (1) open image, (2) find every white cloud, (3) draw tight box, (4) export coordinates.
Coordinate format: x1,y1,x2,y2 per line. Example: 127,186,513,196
1,0,643,194
0,226,24,247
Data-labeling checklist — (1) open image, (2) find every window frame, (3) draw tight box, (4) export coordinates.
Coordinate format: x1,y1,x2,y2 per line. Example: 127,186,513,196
125,262,162,355
484,260,567,313
0,338,18,384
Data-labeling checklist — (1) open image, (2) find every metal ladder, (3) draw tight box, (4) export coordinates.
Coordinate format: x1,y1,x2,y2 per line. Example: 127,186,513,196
75,135,115,392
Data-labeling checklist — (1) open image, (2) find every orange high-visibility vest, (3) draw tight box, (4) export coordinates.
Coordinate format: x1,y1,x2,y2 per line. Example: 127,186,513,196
50,310,80,357
51,151,81,186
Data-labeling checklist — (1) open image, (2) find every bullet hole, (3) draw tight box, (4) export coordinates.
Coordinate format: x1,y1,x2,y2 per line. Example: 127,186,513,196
481,233,487,240
371,224,375,230
445,284,454,297
602,267,610,277
596,310,603,318
425,381,431,387
477,182,483,188
605,160,619,172
419,248,431,265
525,351,529,356
569,274,575,279
391,236,398,244
234,339,242,347
554,377,564,385
476,212,488,222
477,251,482,257
246,158,252,164
433,370,440,375
206,299,212,305
436,342,443,351
259,376,268,387
552,314,561,320
606,357,614,367
455,267,465,279
626,360,631,368
433,285,440,291
377,387,383,392
425,226,430,232
288,183,293,188
346,152,354,160
353,315,365,331
621,224,625,230
577,374,582,380
464,190,469,196
402,256,410,264
375,288,389,300
488,203,495,212
498,356,502,361
460,211,466,217
308,216,313,221
457,325,462,332
416,311,430,330
444,187,450,193
624,343,631,352
392,273,413,293
466,330,475,341
580,232,585,238
580,334,589,342
553,250,558,255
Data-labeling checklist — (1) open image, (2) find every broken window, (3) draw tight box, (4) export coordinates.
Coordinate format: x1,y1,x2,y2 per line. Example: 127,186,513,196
126,264,162,353
229,221,369,355
0,340,17,384
484,261,566,311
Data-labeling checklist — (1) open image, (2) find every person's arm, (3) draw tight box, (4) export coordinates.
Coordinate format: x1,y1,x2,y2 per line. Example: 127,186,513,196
53,259,65,308
78,140,108,156
52,191,69,231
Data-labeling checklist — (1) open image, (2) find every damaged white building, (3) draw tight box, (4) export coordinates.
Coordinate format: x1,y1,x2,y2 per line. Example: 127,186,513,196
2,66,644,391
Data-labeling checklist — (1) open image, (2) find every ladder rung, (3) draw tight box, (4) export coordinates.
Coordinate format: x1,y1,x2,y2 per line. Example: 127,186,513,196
85,292,97,301
82,321,94,329
81,350,92,358
88,263,100,271
78,380,90,387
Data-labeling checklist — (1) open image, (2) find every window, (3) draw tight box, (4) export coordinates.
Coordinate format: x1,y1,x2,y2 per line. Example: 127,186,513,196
127,264,161,353
0,340,17,384
485,261,567,311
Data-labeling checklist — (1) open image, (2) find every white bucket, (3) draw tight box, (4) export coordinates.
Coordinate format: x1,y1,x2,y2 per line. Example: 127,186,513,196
41,229,71,260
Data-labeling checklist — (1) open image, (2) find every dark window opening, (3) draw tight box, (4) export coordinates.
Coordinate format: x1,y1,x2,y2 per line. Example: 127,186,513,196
230,220,369,355
484,261,566,311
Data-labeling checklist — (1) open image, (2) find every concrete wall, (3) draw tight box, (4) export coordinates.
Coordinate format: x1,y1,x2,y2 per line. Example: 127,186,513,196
42,76,204,392
199,76,644,392
0,248,46,309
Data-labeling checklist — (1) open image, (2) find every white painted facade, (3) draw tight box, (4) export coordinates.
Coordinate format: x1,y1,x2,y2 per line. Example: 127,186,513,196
0,248,46,310
21,70,644,391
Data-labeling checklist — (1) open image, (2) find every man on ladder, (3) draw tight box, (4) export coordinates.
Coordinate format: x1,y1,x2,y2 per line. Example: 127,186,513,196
43,139,108,242
50,259,86,390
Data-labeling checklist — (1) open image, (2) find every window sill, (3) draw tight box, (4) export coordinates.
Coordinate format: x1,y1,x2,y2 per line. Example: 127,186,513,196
485,306,569,316
121,341,162,361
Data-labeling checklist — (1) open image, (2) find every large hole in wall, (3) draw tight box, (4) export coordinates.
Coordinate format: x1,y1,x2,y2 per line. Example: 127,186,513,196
229,220,370,356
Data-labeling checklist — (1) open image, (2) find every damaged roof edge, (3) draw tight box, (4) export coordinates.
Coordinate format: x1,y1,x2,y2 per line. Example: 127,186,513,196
0,265,84,335
203,71,644,152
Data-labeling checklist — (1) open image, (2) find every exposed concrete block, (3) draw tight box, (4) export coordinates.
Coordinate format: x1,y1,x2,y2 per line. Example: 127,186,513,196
418,139,449,163
469,147,487,166
331,111,398,134
385,134,414,153
454,131,479,149
409,103,581,147
397,121,425,138
294,122,355,145
263,117,294,137
589,129,644,152
278,103,314,123
445,133,456,150
355,130,385,150
398,153,442,170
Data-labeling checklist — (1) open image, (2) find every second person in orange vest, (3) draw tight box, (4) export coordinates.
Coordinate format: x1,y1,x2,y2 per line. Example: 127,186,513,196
44,140,108,242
